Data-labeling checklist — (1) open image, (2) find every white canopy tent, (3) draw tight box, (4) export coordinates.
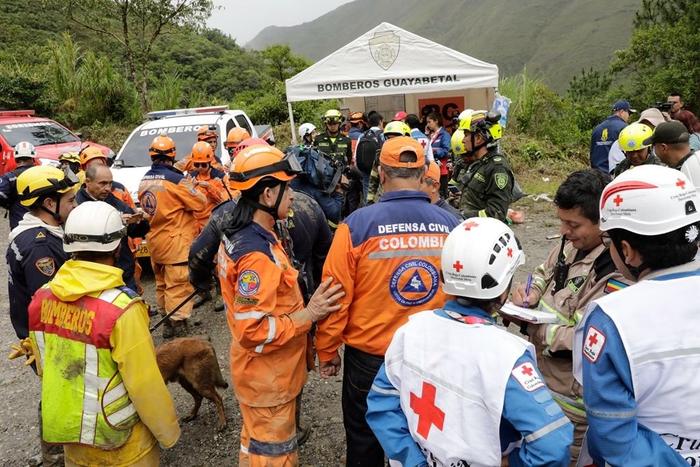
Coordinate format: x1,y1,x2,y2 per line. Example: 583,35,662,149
285,22,499,143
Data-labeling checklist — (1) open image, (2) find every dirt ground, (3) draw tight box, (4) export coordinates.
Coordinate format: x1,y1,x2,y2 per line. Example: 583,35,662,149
0,196,562,466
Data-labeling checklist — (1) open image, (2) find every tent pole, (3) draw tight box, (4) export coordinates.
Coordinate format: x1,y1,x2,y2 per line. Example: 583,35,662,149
288,102,297,146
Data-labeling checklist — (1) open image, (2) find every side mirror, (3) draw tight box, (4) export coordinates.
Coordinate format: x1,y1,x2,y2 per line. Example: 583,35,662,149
112,159,124,168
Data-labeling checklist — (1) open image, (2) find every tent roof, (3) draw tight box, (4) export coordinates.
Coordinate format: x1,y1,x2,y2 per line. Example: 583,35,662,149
285,22,498,102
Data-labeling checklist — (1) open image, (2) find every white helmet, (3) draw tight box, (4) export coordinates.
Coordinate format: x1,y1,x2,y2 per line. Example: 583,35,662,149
63,201,126,253
298,123,316,139
441,217,525,299
14,141,37,159
599,165,700,235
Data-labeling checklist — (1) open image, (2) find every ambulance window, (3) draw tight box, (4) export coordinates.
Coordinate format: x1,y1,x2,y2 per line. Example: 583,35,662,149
235,115,252,134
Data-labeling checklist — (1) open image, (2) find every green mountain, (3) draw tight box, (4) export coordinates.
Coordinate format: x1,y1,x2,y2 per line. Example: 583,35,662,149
248,0,642,92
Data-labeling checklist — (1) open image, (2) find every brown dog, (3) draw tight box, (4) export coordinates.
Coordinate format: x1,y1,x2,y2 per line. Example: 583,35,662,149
156,337,228,431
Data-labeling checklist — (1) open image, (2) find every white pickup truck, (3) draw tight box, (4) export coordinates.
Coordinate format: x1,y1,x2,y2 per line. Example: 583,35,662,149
111,105,261,258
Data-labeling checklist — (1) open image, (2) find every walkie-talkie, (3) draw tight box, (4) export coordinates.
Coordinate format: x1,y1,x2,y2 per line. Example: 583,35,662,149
552,236,569,295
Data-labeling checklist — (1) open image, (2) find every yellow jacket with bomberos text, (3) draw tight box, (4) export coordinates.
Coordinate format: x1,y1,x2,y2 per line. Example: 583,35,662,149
28,259,179,466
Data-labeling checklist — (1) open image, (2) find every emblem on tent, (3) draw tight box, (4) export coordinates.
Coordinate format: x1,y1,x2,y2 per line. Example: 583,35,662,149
369,30,400,70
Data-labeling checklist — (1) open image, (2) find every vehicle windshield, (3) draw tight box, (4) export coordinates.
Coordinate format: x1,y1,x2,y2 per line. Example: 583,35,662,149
0,121,80,147
118,123,221,167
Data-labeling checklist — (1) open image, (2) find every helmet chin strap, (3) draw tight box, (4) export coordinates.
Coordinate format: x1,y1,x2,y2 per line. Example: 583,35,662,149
464,131,488,157
40,195,62,223
246,181,288,220
612,236,647,279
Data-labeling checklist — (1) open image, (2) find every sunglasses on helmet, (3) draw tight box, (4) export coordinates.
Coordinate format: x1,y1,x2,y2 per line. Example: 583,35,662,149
64,226,127,245
19,168,80,201
193,162,209,168
229,153,303,183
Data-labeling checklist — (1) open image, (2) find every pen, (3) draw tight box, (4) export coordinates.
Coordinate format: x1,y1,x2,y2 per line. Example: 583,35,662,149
523,273,533,308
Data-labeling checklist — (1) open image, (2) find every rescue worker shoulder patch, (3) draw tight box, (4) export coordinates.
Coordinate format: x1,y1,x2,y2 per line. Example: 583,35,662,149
237,270,261,296
511,362,544,392
35,257,56,276
583,326,606,363
494,172,508,190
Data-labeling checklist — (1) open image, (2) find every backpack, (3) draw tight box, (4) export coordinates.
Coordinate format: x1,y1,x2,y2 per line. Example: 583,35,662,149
286,146,341,193
356,129,383,174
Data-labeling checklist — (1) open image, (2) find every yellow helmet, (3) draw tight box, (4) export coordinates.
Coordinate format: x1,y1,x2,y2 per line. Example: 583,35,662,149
59,152,81,164
17,166,79,207
322,109,343,123
451,129,467,155
457,110,488,133
384,121,411,137
619,123,653,152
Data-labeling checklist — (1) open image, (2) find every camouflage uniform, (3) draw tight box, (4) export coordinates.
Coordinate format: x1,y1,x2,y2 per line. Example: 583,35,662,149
526,240,625,461
314,132,352,167
611,153,661,178
457,150,514,222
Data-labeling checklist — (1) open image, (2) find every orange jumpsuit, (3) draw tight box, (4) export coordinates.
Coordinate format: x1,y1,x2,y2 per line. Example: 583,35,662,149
218,222,310,466
189,167,231,232
138,163,205,320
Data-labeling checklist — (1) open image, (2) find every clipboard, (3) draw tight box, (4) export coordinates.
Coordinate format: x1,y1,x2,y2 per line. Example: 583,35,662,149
499,302,559,324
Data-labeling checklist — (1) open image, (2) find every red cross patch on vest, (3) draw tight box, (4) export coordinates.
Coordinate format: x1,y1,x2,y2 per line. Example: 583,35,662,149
511,362,544,392
583,326,606,363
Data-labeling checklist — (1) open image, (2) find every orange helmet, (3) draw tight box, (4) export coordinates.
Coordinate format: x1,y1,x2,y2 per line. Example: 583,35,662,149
149,134,176,159
229,145,302,191
191,141,214,164
225,127,251,149
197,125,218,143
79,146,106,168
232,137,269,158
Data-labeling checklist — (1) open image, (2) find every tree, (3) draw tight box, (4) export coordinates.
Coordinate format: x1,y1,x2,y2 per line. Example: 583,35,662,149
612,0,700,111
49,0,214,110
261,45,310,82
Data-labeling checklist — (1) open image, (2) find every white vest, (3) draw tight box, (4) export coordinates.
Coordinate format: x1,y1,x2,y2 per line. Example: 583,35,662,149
384,310,532,467
681,151,700,193
580,264,700,462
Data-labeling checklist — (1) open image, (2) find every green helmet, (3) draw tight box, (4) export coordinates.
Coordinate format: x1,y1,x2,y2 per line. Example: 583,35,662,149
322,109,343,123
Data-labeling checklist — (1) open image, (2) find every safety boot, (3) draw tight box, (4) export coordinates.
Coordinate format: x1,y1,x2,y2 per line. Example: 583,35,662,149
172,319,189,338
214,295,225,312
193,290,212,309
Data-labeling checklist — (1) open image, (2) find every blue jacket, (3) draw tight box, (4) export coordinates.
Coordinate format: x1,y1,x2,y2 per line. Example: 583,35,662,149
7,220,68,339
590,115,627,172
366,300,573,466
349,126,365,141
0,165,31,229
430,127,451,161
582,305,690,465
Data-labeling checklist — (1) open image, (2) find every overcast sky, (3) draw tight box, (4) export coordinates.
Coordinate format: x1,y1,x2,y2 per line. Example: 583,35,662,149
208,0,354,46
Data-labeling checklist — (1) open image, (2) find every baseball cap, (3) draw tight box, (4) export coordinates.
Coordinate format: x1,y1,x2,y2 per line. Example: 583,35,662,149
379,136,425,169
636,108,667,128
425,161,440,182
349,112,365,122
612,100,636,113
644,120,690,145
393,111,408,121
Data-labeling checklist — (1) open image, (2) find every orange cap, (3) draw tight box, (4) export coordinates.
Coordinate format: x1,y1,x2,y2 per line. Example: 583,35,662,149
191,141,214,163
379,136,425,169
425,161,440,182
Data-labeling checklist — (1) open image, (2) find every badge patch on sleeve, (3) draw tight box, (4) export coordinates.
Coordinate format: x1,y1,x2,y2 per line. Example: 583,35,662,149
583,326,606,363
35,257,56,276
495,172,508,190
237,270,260,296
604,278,627,294
511,362,545,392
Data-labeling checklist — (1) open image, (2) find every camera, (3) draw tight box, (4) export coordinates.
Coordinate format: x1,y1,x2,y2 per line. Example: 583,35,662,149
655,101,673,112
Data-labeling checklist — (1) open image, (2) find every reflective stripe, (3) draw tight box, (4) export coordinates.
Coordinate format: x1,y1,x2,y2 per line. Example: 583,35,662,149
34,331,45,358
368,249,442,260
107,403,137,426
587,407,637,419
80,345,99,445
234,311,267,320
240,444,249,454
634,347,700,366
477,210,487,217
10,241,22,261
551,391,586,416
538,299,575,325
248,435,297,456
98,288,121,304
102,382,127,406
523,416,570,443
254,316,276,353
545,324,560,347
370,383,400,396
